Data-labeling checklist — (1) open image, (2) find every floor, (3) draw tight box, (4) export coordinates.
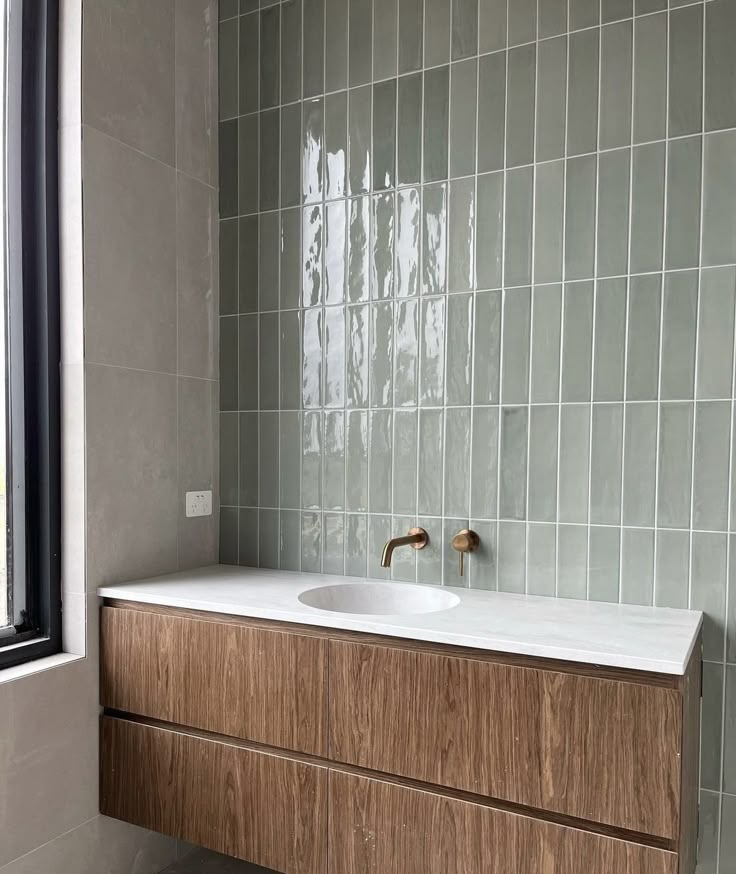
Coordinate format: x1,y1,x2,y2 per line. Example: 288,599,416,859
161,848,272,873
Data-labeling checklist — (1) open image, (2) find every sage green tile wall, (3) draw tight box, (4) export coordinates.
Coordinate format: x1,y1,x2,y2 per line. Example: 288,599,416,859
219,0,736,861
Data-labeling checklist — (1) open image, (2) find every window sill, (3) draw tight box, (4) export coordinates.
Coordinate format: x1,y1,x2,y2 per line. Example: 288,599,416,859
0,651,83,685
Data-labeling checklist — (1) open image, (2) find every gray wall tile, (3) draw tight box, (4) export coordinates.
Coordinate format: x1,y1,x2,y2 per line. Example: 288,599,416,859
665,136,702,271
588,526,620,603
703,132,736,268
374,0,398,80
657,402,694,529
630,142,665,275
527,524,557,597
528,405,559,523
698,267,736,398
557,524,588,599
452,0,478,60
478,53,506,174
623,402,658,528
654,529,690,609
596,150,630,279
626,274,661,401
326,0,348,90
508,0,536,47
620,528,654,607
705,0,736,133
506,45,536,169
501,287,531,404
536,36,567,163
701,661,724,790
561,281,593,402
497,521,526,593
633,12,667,145
471,407,499,520
661,271,697,401
590,404,623,525
530,284,562,403
567,29,599,156
450,60,478,179
423,66,450,183
398,0,423,74
445,408,472,518
534,161,564,284
599,21,632,150
691,531,727,662
504,167,534,287
425,0,450,67
479,0,506,53
539,0,567,40
668,4,703,138
593,278,626,401
499,407,528,521
303,0,325,96
564,155,596,282
558,404,591,524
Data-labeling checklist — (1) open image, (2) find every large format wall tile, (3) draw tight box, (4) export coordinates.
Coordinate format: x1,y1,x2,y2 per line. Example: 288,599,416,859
83,128,177,373
83,0,175,164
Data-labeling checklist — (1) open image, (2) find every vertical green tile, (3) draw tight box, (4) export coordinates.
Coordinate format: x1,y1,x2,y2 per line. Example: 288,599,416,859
260,5,280,109
393,410,418,515
567,29,599,156
281,103,302,208
239,13,259,116
280,510,301,571
589,404,623,525
569,0,599,30
220,219,239,316
558,404,591,524
323,513,345,575
703,132,736,268
425,0,450,67
237,508,259,566
280,208,301,310
478,52,507,174
564,155,596,282
221,412,239,507
705,0,736,132
259,110,280,211
238,314,259,410
501,287,531,404
588,526,620,603
397,74,422,185
528,405,559,523
345,514,368,576
654,529,690,608
530,284,562,404
396,188,420,298
349,0,373,86
470,407,499,520
324,307,345,408
693,401,731,531
423,66,450,183
281,0,302,103
368,515,391,579
259,412,280,507
633,12,667,145
506,44,536,169
520,525,554,599
369,301,394,407
697,267,736,398
324,411,346,509
508,0,536,47
622,402,657,527
324,200,347,306
302,205,323,308
446,293,473,406
369,409,393,513
561,281,593,402
599,20,632,150
656,402,694,529
630,142,665,274
418,409,444,516
220,507,238,566
665,136,702,271
626,274,661,401
536,37,567,164
219,18,239,120
258,211,279,312
473,290,502,404
659,271,696,401
373,80,397,191
479,0,506,53
398,0,423,74
394,299,419,406
258,312,279,409
468,520,498,591
452,0,478,60
448,178,476,292
450,59,478,179
302,98,324,204
220,316,238,411
420,296,446,404
302,411,323,509
476,172,504,290
602,0,631,24
504,167,533,288
346,411,368,511
348,197,370,303
596,149,630,279
593,278,626,402
301,512,322,573
347,304,369,406
374,0,398,78
497,521,526,593
348,86,372,195
371,194,395,300
668,4,703,137
302,307,323,407
700,660,724,790
499,407,528,521
279,411,301,508
620,528,654,607
539,0,566,38
422,183,448,296
220,119,239,218
303,0,325,97
725,666,736,793
326,0,348,92
557,524,587,599
220,0,239,19
534,160,564,284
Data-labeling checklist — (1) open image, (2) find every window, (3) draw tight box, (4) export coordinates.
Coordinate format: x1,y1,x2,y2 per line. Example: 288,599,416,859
0,0,60,669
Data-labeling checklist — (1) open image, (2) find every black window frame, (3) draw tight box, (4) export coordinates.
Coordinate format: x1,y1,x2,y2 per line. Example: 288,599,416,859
0,0,61,670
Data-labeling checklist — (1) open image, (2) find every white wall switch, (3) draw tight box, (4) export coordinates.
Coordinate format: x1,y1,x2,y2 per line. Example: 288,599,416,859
186,490,213,518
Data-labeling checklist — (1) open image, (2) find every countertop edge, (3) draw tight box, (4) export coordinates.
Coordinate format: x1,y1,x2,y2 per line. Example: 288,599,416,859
96,582,702,676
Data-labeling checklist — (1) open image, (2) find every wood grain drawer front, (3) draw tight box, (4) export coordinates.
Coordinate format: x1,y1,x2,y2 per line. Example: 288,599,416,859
328,641,681,839
329,771,677,874
101,606,327,755
100,717,327,874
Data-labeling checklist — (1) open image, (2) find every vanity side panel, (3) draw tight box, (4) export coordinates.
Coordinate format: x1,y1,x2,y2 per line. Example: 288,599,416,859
678,637,702,874
100,606,328,755
328,640,682,840
328,770,678,874
100,716,328,874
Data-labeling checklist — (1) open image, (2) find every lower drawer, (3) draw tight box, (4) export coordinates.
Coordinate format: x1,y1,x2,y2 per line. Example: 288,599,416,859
100,717,328,874
328,771,678,874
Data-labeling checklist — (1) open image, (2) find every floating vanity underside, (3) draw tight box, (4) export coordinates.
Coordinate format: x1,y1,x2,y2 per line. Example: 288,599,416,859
98,566,703,874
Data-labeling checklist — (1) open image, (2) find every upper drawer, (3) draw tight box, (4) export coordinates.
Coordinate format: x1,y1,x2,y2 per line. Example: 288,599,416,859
328,640,682,839
101,606,327,756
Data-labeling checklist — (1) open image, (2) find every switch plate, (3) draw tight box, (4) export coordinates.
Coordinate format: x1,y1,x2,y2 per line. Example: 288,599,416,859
186,490,213,518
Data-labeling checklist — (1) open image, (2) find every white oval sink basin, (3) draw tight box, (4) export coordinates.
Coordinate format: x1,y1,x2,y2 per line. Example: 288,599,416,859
298,582,460,616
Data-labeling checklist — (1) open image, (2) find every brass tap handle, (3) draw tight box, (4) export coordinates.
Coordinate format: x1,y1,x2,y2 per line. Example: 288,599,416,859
451,529,480,577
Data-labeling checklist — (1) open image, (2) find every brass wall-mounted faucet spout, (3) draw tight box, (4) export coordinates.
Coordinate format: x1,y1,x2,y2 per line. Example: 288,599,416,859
381,527,429,568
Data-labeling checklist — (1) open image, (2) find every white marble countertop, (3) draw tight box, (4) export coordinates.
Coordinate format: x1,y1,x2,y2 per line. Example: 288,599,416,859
97,564,703,675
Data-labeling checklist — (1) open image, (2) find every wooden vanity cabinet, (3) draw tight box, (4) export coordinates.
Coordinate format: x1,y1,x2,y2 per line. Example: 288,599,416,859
99,602,701,874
